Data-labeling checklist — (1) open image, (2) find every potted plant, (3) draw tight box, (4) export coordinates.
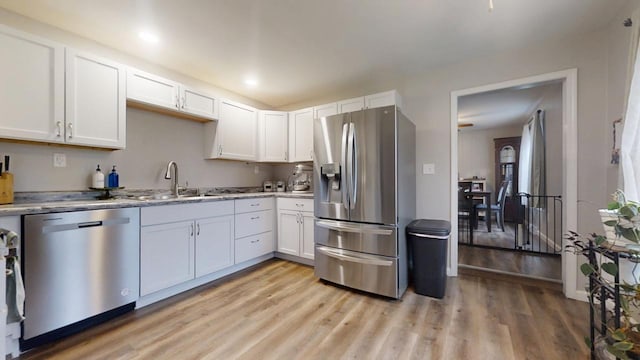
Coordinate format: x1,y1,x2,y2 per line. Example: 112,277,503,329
566,191,640,359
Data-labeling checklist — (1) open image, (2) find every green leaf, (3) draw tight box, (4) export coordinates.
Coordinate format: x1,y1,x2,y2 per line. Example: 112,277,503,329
620,227,640,243
604,220,618,227
602,262,619,276
609,202,622,210
607,344,631,360
614,341,634,351
594,235,607,245
620,205,637,219
612,329,627,341
584,336,592,348
581,263,596,276
621,296,630,313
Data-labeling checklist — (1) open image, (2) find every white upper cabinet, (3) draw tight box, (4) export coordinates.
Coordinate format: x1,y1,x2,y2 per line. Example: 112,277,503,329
180,86,218,120
206,99,258,161
335,90,401,115
337,97,365,114
126,68,219,121
288,107,314,162
313,102,338,119
259,111,288,162
365,90,401,110
126,69,180,111
65,49,126,149
0,25,64,143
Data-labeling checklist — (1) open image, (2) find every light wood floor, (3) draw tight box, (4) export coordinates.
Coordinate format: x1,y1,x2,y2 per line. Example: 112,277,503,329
20,259,588,360
458,245,562,280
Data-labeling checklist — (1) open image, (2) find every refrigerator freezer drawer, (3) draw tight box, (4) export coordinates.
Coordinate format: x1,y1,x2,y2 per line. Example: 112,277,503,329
315,245,399,299
315,219,397,257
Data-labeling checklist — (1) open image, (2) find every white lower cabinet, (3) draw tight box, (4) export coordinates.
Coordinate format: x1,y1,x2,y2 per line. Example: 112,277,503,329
234,198,275,263
195,215,235,278
140,220,195,296
139,201,234,297
277,198,314,260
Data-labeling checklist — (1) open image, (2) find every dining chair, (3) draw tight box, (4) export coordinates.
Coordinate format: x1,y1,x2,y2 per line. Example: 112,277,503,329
475,181,509,232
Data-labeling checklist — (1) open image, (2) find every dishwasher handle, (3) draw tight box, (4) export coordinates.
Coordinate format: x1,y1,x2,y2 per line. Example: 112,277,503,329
77,221,103,229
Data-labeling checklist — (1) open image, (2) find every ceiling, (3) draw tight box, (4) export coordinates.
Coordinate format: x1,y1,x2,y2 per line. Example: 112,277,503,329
0,0,626,108
458,81,562,131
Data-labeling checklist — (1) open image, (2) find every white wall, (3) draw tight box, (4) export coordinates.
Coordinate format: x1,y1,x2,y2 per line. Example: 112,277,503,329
458,124,522,194
0,9,276,192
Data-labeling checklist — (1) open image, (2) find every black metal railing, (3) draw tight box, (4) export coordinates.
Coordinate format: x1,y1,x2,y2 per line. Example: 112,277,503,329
514,193,562,255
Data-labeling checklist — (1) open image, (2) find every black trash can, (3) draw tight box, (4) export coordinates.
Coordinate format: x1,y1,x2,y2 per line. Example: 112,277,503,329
407,219,451,298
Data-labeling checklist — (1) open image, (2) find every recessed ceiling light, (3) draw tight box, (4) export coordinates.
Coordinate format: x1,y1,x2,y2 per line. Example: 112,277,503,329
244,78,259,87
138,31,159,44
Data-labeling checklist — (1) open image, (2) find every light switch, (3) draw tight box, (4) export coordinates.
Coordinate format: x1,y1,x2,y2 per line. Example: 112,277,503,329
423,163,435,175
53,153,66,168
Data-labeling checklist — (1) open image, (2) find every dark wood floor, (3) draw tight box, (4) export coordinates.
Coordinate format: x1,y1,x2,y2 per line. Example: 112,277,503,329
20,259,588,359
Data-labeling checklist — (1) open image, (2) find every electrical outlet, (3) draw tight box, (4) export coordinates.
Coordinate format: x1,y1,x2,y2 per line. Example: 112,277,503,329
53,153,66,168
422,163,435,175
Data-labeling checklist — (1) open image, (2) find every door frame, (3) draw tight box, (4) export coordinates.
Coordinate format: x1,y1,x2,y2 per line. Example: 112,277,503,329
449,68,581,301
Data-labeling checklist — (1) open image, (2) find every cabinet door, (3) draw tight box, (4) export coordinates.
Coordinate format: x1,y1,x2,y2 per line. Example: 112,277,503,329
259,111,288,162
0,25,64,143
364,90,398,110
337,97,364,114
180,86,218,120
127,68,180,110
217,99,258,161
288,107,314,162
277,210,300,256
195,215,234,277
313,102,338,119
300,212,315,259
65,49,126,149
140,221,195,296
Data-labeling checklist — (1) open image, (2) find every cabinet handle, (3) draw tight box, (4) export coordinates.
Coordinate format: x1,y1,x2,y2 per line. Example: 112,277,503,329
284,151,288,161
297,213,301,224
56,121,62,137
250,203,260,207
181,97,185,109
251,216,260,220
309,150,313,159
175,95,179,109
295,203,304,207
250,239,260,244
67,123,73,139
190,223,194,236
197,223,200,235
219,145,223,156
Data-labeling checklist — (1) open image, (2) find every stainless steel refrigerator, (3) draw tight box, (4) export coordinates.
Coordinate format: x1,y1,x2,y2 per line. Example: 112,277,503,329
313,105,415,299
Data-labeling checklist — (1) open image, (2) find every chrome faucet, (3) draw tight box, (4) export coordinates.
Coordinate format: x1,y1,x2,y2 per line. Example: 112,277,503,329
164,161,179,196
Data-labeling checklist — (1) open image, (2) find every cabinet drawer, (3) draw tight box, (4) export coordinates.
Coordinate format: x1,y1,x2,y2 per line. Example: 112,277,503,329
235,197,273,214
278,198,313,212
235,232,273,264
235,209,273,239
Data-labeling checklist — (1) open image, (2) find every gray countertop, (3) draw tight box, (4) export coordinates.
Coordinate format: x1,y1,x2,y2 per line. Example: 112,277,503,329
0,192,313,216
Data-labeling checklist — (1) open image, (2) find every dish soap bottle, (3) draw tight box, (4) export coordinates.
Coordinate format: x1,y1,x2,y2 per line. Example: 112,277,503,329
108,165,119,188
92,165,104,188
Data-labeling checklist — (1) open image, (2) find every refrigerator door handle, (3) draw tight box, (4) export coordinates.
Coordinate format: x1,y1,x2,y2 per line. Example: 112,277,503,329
316,246,393,266
315,219,394,235
347,122,356,210
350,122,358,209
341,122,350,210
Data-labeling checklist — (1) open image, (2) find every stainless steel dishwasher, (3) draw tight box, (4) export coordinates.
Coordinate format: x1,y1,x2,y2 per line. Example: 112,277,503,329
22,208,140,349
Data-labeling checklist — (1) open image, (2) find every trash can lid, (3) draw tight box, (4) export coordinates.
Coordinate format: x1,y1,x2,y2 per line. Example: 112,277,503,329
407,219,451,237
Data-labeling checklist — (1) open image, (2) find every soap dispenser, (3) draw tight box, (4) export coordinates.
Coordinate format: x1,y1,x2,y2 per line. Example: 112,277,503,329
108,165,119,188
92,165,104,188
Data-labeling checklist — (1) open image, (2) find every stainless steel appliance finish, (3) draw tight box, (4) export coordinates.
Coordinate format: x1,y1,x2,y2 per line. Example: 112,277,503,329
314,105,416,299
23,208,140,341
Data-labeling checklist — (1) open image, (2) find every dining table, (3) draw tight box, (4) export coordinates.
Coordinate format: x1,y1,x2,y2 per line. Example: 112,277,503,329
467,190,493,232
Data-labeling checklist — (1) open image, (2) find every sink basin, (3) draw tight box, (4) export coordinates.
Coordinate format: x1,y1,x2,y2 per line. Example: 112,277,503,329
133,194,179,201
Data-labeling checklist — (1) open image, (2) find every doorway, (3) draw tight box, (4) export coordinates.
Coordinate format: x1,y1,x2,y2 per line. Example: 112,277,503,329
449,69,580,301
456,81,563,281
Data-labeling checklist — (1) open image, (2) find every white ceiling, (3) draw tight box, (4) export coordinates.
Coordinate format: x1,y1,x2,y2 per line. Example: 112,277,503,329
458,81,562,131
0,0,626,108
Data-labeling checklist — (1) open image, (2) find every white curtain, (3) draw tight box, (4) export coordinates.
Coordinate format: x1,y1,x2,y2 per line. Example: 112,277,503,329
519,121,532,204
622,11,640,202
